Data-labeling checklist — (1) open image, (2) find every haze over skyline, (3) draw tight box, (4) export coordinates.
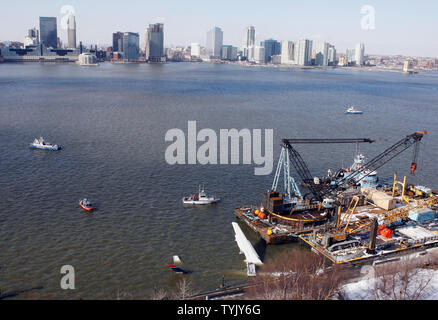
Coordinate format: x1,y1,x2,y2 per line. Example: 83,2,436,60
1,0,437,57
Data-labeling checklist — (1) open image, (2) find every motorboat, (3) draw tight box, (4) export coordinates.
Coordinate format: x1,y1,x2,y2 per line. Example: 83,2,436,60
29,137,61,151
345,106,363,115
79,198,94,212
182,186,220,205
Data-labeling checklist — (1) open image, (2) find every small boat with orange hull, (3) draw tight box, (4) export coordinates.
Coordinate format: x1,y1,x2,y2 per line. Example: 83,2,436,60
79,198,94,212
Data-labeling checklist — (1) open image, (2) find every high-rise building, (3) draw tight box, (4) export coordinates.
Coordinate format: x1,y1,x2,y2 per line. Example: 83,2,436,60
314,41,329,66
355,43,365,66
221,45,237,61
28,28,39,39
39,17,58,48
246,46,255,61
122,32,139,61
346,48,356,64
112,32,124,52
241,26,255,58
253,46,265,64
328,45,337,66
67,14,76,48
261,39,281,63
280,40,295,65
145,23,164,62
24,28,39,46
295,39,312,66
206,27,223,59
191,43,201,58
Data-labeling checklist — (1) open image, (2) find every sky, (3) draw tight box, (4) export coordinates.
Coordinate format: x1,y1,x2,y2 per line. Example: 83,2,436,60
1,0,437,57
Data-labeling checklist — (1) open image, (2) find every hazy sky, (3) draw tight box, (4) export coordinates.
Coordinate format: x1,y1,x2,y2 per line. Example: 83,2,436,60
1,0,437,57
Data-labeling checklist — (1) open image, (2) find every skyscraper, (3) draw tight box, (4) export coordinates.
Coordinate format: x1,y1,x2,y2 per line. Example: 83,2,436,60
145,23,164,62
314,41,329,66
241,26,255,58
355,43,365,66
221,45,237,61
67,14,76,48
328,45,337,66
122,32,139,61
39,17,58,48
112,32,124,52
206,27,223,59
295,39,312,66
280,40,295,65
261,39,281,63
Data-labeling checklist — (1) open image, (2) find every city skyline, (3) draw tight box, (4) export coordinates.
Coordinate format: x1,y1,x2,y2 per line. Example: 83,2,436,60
0,0,437,57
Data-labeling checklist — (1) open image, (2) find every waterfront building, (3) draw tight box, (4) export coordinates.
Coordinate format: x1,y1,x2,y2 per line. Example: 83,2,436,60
112,32,124,52
295,39,312,66
355,43,365,66
280,40,295,65
314,41,329,66
206,27,223,59
328,45,337,66
28,27,39,39
346,48,356,65
122,32,140,61
403,60,414,73
241,26,255,58
24,28,39,46
78,53,98,65
67,14,76,48
246,45,255,61
190,43,201,58
253,46,265,64
338,56,348,66
24,36,38,46
145,23,164,62
39,17,58,48
261,39,281,63
221,45,238,61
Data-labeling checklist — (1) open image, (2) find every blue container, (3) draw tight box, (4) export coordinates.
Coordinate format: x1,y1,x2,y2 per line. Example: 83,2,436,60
408,208,436,222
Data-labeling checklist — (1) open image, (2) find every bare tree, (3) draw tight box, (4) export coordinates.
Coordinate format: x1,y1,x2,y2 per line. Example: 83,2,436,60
245,250,349,300
172,278,198,300
371,257,434,300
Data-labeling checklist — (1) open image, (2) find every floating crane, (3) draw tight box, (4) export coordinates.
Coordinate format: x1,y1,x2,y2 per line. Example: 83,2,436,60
281,132,427,203
279,138,374,202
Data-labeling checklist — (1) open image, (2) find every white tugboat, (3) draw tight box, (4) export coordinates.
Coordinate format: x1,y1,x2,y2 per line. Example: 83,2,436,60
29,137,61,151
345,106,363,115
182,186,220,205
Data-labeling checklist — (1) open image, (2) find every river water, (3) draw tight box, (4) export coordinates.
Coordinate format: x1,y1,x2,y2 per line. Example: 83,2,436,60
0,62,437,299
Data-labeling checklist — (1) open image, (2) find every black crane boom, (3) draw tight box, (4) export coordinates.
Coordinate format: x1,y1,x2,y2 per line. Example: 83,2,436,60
326,132,427,196
282,138,375,202
282,132,427,202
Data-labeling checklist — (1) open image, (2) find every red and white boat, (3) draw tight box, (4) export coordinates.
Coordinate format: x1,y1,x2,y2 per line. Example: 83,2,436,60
79,198,94,212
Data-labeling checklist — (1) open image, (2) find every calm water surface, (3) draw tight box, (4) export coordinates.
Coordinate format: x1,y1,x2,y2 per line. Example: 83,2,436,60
0,62,437,299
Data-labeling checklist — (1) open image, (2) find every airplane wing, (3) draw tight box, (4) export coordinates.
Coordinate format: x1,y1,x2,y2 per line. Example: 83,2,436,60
231,222,263,266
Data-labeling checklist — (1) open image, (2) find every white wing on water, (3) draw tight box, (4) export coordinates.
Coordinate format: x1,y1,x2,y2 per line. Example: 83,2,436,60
231,222,263,266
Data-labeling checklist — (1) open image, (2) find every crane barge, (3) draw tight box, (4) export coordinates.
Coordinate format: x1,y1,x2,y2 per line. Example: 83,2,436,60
234,132,437,253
